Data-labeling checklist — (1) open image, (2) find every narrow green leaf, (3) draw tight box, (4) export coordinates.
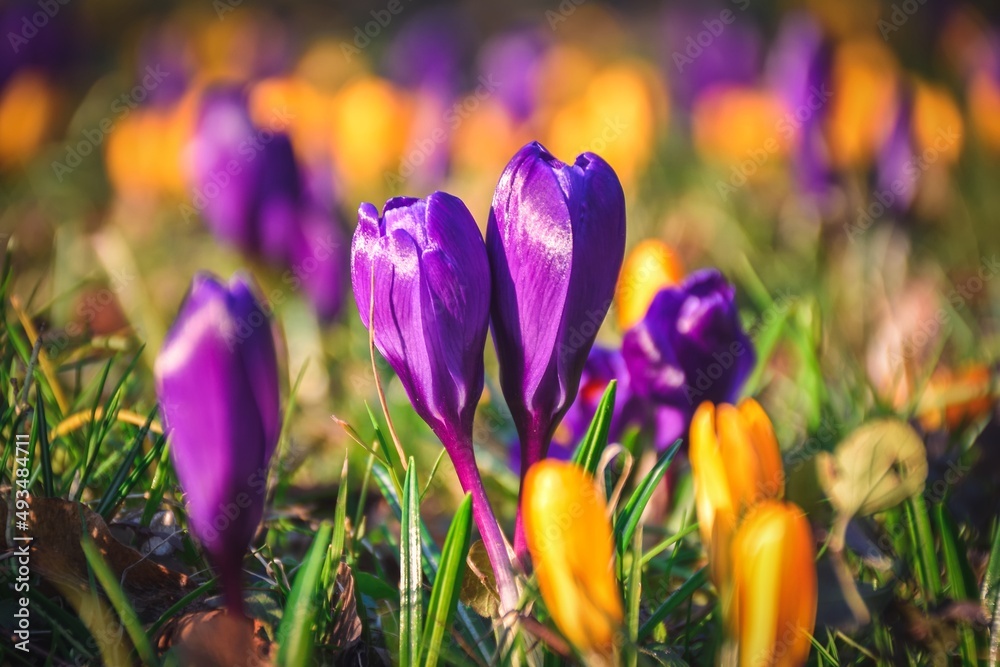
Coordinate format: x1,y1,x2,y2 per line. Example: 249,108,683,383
400,458,422,666
81,536,160,666
421,494,473,667
981,520,1000,615
909,494,942,604
625,525,643,667
95,406,158,519
33,393,53,496
371,462,491,661
615,439,683,552
330,458,350,568
934,503,978,665
276,522,334,667
638,566,708,640
572,380,618,475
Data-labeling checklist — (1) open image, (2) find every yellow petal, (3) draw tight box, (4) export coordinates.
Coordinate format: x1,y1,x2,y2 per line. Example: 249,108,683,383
523,460,623,654
732,501,816,667
689,402,735,552
738,398,784,499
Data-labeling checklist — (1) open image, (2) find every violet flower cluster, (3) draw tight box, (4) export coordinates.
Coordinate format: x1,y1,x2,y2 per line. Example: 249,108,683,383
350,141,626,581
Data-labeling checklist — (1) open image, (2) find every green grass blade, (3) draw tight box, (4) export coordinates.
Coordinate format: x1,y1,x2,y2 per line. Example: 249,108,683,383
638,566,708,641
32,393,53,496
371,462,491,661
934,503,978,665
615,438,683,553
421,494,473,667
276,522,334,667
330,457,350,568
95,407,157,519
909,495,942,604
400,458,423,666
572,380,618,475
625,525,643,667
982,520,1000,615
81,536,160,666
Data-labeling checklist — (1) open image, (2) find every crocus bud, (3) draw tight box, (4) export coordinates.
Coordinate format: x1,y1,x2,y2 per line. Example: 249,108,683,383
615,239,684,331
622,269,755,448
188,86,301,258
351,192,518,614
730,500,817,667
523,460,623,660
155,273,281,616
688,399,783,557
487,141,626,562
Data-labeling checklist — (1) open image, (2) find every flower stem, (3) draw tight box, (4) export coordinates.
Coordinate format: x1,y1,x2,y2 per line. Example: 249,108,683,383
513,427,549,570
446,435,520,618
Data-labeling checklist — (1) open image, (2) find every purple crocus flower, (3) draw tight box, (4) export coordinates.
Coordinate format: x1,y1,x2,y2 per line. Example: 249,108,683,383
187,86,347,322
155,273,280,616
351,192,518,613
662,5,762,110
875,89,918,214
479,27,548,123
487,141,626,564
766,13,837,202
622,269,754,445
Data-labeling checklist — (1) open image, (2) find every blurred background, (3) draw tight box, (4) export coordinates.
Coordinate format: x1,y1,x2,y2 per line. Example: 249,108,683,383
2,0,1000,508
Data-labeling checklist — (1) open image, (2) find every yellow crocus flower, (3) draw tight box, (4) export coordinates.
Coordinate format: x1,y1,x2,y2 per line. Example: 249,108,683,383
523,460,623,660
730,500,817,667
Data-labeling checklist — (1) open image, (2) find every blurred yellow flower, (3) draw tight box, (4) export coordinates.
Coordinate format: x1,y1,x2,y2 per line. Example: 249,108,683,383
105,92,196,200
969,70,1000,154
0,71,59,169
251,77,334,167
691,86,789,168
523,460,623,659
917,364,994,432
826,38,898,169
689,399,784,560
615,239,684,330
911,80,963,163
730,500,817,667
330,76,411,200
544,60,665,188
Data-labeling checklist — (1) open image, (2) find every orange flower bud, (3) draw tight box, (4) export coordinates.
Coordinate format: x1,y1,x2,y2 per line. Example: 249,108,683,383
730,500,817,667
523,460,623,657
615,239,684,330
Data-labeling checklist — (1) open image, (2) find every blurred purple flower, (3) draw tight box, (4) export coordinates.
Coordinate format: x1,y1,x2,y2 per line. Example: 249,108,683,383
479,27,548,123
622,269,754,441
155,272,280,616
767,12,837,201
351,192,518,612
188,86,347,322
875,89,918,213
487,141,626,563
384,8,470,94
0,1,77,86
662,5,762,110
